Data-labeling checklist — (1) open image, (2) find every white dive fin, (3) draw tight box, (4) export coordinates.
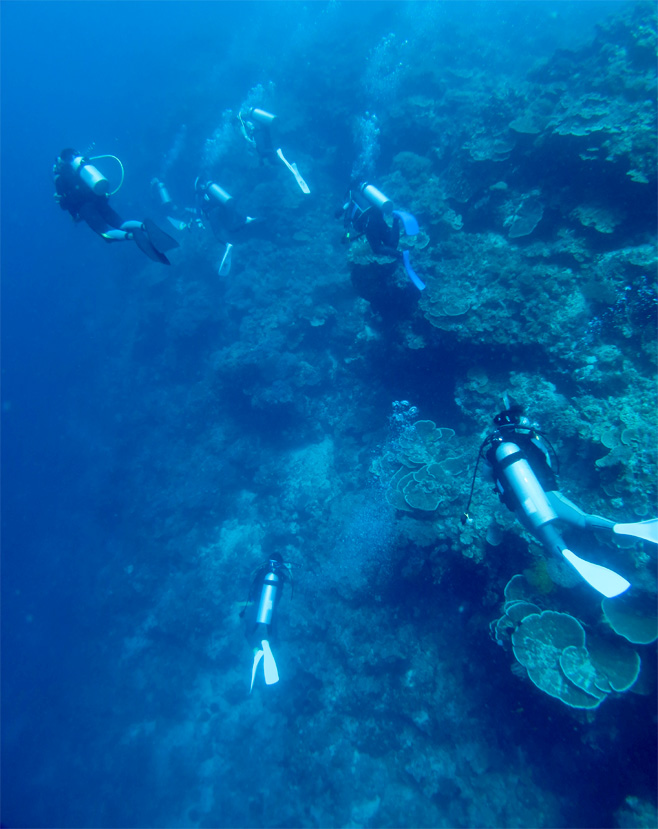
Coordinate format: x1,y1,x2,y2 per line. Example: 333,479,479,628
218,243,233,276
250,649,264,693
613,518,658,545
167,217,188,231
561,549,631,598
261,639,279,685
276,148,310,194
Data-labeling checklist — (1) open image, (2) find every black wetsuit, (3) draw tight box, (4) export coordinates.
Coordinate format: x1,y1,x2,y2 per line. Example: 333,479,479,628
251,124,276,164
343,191,401,257
353,206,401,257
55,162,124,237
202,199,249,245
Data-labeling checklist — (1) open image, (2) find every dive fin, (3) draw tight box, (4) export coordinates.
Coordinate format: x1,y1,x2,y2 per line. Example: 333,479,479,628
132,226,170,265
143,218,180,253
167,217,189,232
613,518,658,545
561,549,631,598
276,148,310,194
392,209,419,236
402,250,426,291
261,639,279,685
250,649,264,693
218,243,233,276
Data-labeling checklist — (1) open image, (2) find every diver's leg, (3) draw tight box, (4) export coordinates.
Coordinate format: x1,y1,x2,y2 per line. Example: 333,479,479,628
125,219,179,264
207,209,227,242
546,491,615,531
99,201,125,229
103,229,132,241
78,202,122,239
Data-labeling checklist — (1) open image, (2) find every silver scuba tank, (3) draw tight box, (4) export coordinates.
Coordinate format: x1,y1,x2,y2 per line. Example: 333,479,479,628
250,108,277,126
207,183,233,206
494,441,558,531
360,183,393,214
154,179,173,208
72,156,109,196
256,570,280,625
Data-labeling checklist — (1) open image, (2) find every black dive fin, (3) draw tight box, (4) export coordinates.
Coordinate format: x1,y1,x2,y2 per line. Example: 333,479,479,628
143,219,180,253
133,226,170,265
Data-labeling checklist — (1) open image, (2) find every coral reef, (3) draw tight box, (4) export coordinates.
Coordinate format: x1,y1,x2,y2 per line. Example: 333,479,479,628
100,5,656,820
493,575,646,711
602,590,658,644
13,3,657,828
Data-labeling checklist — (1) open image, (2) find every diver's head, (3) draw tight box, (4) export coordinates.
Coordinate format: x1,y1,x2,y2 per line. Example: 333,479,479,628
494,405,531,429
57,148,79,166
268,552,285,570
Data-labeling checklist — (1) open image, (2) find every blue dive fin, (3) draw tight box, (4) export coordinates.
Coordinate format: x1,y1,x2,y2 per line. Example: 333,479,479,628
402,250,425,291
393,210,419,236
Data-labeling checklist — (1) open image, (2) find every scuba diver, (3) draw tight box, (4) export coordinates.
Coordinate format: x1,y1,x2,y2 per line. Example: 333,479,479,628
238,107,310,194
337,182,425,291
53,149,179,265
463,401,658,598
240,554,292,692
194,178,258,276
151,177,204,234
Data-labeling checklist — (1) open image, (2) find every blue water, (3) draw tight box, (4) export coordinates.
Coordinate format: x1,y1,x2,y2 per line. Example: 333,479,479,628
2,2,656,827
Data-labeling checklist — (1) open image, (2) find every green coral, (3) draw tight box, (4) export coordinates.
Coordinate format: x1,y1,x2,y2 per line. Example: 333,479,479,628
602,591,658,644
490,575,542,643
418,235,589,358
559,646,609,702
375,421,465,514
510,610,641,709
506,601,542,625
512,611,602,709
402,464,445,512
571,204,622,234
397,421,456,466
584,636,641,693
559,635,640,697
504,573,536,604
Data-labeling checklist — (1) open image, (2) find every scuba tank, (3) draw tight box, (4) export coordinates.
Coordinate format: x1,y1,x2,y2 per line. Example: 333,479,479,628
494,441,558,531
71,155,109,196
461,408,633,598
206,183,233,207
153,179,173,209
247,559,287,691
360,182,393,214
249,108,277,126
493,439,631,597
256,568,280,625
